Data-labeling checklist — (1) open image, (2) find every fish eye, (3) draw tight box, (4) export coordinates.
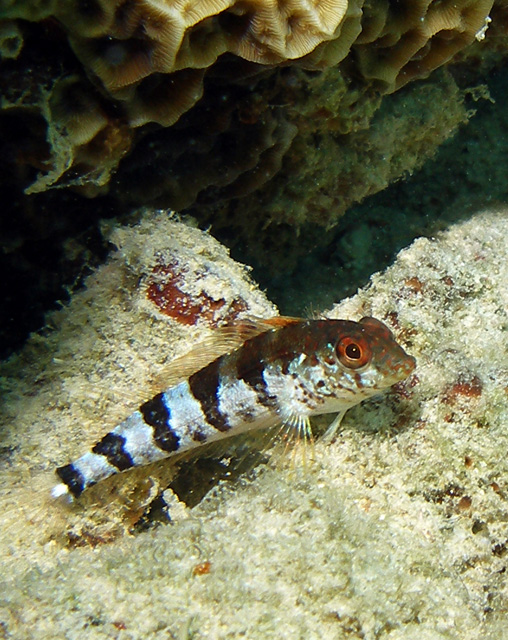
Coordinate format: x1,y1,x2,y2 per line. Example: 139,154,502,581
345,343,361,359
336,336,371,369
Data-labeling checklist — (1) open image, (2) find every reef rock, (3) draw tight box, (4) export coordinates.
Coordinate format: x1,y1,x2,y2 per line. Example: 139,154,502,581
0,208,507,639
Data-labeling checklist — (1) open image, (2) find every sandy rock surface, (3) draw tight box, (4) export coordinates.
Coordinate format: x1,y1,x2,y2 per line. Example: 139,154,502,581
0,209,507,639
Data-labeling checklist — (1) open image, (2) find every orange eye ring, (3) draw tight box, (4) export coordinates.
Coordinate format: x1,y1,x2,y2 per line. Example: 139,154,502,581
336,336,371,369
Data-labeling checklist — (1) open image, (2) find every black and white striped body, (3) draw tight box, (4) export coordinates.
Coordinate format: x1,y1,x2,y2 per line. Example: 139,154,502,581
53,317,416,499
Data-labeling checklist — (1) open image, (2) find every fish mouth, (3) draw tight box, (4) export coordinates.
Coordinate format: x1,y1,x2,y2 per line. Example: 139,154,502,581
376,349,416,386
390,353,416,382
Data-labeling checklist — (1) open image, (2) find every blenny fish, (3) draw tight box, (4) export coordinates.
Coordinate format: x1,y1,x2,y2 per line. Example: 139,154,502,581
52,316,415,500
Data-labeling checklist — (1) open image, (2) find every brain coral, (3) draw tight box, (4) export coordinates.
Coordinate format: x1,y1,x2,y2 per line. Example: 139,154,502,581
354,0,495,91
6,0,349,89
1,0,495,179
0,0,498,212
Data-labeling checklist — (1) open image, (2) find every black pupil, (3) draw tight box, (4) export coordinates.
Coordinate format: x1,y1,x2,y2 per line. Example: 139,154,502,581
345,343,361,359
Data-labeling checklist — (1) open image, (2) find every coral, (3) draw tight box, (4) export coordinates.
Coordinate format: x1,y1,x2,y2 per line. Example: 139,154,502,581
2,0,352,128
0,53,132,195
195,68,469,273
0,0,497,223
0,209,507,638
114,84,298,209
0,0,496,183
62,0,349,82
5,0,494,99
354,0,495,91
0,19,23,59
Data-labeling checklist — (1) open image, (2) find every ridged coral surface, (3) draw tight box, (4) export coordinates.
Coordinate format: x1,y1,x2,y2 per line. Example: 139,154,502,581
0,0,496,195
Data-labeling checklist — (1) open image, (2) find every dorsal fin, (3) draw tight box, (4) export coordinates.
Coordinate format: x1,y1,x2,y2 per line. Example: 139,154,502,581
255,316,304,329
151,316,303,391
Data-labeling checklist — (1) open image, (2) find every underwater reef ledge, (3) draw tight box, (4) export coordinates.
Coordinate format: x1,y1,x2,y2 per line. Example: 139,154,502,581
0,209,507,639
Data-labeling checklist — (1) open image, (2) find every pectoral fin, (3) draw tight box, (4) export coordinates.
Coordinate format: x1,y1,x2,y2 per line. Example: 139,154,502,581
320,410,347,443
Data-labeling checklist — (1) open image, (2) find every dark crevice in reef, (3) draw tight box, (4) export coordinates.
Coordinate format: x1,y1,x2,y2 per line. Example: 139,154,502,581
0,189,116,360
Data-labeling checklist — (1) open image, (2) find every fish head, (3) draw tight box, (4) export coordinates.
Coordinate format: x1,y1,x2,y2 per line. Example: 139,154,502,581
315,316,416,405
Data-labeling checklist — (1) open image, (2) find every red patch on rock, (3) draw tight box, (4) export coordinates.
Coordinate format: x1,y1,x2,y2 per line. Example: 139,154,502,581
146,262,247,326
443,374,483,404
